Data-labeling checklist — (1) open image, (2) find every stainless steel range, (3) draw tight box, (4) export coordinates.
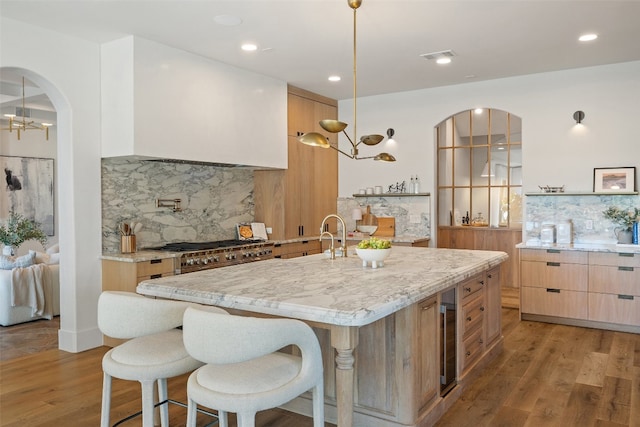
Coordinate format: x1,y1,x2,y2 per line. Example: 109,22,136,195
147,240,274,274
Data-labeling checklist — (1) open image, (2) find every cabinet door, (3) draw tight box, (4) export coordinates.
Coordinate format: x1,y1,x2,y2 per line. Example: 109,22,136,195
521,287,588,319
588,293,640,326
418,296,439,408
484,267,501,345
287,93,316,137
312,102,338,234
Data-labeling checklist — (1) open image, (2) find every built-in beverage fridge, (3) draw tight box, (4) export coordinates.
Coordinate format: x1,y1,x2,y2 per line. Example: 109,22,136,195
440,287,457,396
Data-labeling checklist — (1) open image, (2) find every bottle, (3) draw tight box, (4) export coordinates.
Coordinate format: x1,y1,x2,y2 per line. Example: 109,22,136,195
413,175,420,194
409,176,414,193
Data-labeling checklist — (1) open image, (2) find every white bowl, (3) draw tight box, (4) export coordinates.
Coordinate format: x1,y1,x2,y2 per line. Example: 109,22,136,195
357,225,378,235
355,248,391,268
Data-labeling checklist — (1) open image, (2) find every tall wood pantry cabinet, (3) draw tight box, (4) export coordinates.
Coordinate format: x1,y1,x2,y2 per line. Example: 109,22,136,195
254,86,338,240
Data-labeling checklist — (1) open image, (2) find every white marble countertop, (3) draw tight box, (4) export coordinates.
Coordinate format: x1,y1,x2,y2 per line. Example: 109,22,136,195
101,250,179,263
137,246,507,327
517,242,640,254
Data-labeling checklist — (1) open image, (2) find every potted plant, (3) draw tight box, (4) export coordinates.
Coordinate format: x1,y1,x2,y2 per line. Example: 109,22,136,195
602,206,640,243
0,211,48,256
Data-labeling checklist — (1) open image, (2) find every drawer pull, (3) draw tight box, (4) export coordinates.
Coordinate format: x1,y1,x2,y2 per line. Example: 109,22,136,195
466,316,472,322
619,253,634,258
487,274,492,279
618,294,634,300
479,280,485,285
480,306,485,311
618,266,634,272
274,255,282,259
546,288,561,293
466,351,471,356
546,249,561,254
150,259,162,264
546,262,561,267
150,274,162,279
464,287,471,293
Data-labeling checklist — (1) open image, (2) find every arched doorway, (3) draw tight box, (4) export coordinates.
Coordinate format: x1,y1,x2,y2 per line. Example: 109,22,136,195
435,108,522,308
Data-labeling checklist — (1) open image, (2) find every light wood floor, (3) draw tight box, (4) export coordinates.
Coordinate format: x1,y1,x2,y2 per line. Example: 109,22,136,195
2,308,639,426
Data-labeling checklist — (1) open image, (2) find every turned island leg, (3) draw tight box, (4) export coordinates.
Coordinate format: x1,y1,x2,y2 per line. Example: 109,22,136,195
331,325,359,427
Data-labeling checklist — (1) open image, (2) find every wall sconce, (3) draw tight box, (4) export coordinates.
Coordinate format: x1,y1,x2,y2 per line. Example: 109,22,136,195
386,128,396,143
573,111,585,124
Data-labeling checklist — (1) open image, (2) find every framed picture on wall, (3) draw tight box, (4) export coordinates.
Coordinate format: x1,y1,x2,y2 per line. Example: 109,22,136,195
0,156,55,236
593,167,636,193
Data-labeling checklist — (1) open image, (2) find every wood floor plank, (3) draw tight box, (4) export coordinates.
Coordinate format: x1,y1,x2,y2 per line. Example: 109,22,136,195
577,352,610,387
596,376,632,425
559,383,602,427
606,333,637,381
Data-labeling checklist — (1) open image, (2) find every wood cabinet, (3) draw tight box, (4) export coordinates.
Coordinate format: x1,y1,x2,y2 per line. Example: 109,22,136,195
588,252,640,326
438,226,521,292
101,257,175,346
519,248,640,332
520,248,588,319
254,86,338,240
417,295,439,409
272,240,321,259
457,266,502,374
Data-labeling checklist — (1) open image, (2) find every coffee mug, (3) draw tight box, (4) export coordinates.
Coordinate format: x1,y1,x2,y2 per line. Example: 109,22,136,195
366,187,374,194
374,186,383,194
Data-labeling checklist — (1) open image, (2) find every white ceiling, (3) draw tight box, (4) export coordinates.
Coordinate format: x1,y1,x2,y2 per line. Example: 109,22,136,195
2,0,640,127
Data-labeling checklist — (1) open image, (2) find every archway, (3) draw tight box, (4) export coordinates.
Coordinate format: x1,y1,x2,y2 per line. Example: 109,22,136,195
1,66,72,348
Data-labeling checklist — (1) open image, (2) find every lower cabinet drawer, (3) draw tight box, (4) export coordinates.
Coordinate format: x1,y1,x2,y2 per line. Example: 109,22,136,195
460,275,484,302
461,327,483,370
521,261,588,291
521,287,588,319
462,295,484,337
588,293,640,326
589,265,640,295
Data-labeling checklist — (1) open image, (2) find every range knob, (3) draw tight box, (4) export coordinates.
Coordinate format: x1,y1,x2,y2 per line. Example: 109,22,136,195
213,256,219,262
202,258,209,265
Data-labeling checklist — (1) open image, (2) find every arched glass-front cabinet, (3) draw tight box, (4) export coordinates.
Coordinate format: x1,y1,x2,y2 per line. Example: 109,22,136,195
436,108,522,229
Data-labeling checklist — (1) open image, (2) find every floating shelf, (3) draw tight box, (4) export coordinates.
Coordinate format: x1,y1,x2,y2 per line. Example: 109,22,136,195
525,192,638,196
353,193,431,198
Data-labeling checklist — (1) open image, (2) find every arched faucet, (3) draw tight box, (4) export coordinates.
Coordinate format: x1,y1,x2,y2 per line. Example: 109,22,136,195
320,214,347,257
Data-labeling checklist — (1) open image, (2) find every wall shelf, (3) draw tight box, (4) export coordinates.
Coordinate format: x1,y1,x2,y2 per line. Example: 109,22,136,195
525,191,639,196
353,193,431,198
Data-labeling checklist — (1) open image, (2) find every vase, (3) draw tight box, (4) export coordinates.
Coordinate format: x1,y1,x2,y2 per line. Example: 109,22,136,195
2,245,14,256
614,227,633,244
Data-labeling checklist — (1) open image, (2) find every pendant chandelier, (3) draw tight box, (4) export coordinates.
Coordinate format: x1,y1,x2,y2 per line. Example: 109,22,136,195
298,0,395,162
1,77,52,141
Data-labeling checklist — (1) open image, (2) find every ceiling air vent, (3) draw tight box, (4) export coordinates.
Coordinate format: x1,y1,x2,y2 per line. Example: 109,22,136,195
420,50,456,61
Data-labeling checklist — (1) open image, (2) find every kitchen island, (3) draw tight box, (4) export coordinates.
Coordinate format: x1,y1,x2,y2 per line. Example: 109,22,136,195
137,246,507,427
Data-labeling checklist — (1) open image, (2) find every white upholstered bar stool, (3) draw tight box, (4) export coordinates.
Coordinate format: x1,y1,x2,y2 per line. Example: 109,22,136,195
97,291,227,427
182,307,325,427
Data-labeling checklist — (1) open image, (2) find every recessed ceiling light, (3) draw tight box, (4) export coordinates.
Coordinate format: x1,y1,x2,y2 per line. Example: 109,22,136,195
474,108,483,114
241,43,258,52
328,75,341,82
579,33,598,42
214,15,242,26
436,57,451,65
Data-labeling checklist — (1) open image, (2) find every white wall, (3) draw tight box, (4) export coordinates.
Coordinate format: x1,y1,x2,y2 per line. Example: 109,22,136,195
1,17,104,352
338,61,640,195
337,61,640,238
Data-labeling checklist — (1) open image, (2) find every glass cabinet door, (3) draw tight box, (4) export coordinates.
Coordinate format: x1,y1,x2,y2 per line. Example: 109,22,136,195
436,108,522,228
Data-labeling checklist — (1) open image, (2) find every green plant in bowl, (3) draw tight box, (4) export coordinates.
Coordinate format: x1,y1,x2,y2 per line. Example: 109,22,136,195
356,237,391,249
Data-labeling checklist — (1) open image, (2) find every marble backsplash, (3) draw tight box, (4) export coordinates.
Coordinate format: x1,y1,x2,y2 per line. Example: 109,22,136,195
524,194,640,244
337,196,431,238
101,158,255,253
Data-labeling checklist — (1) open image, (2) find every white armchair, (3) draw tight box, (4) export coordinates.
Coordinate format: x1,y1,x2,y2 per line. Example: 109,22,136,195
182,307,325,427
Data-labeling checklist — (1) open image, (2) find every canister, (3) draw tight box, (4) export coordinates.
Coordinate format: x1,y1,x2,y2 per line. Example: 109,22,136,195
556,220,573,244
540,224,555,244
